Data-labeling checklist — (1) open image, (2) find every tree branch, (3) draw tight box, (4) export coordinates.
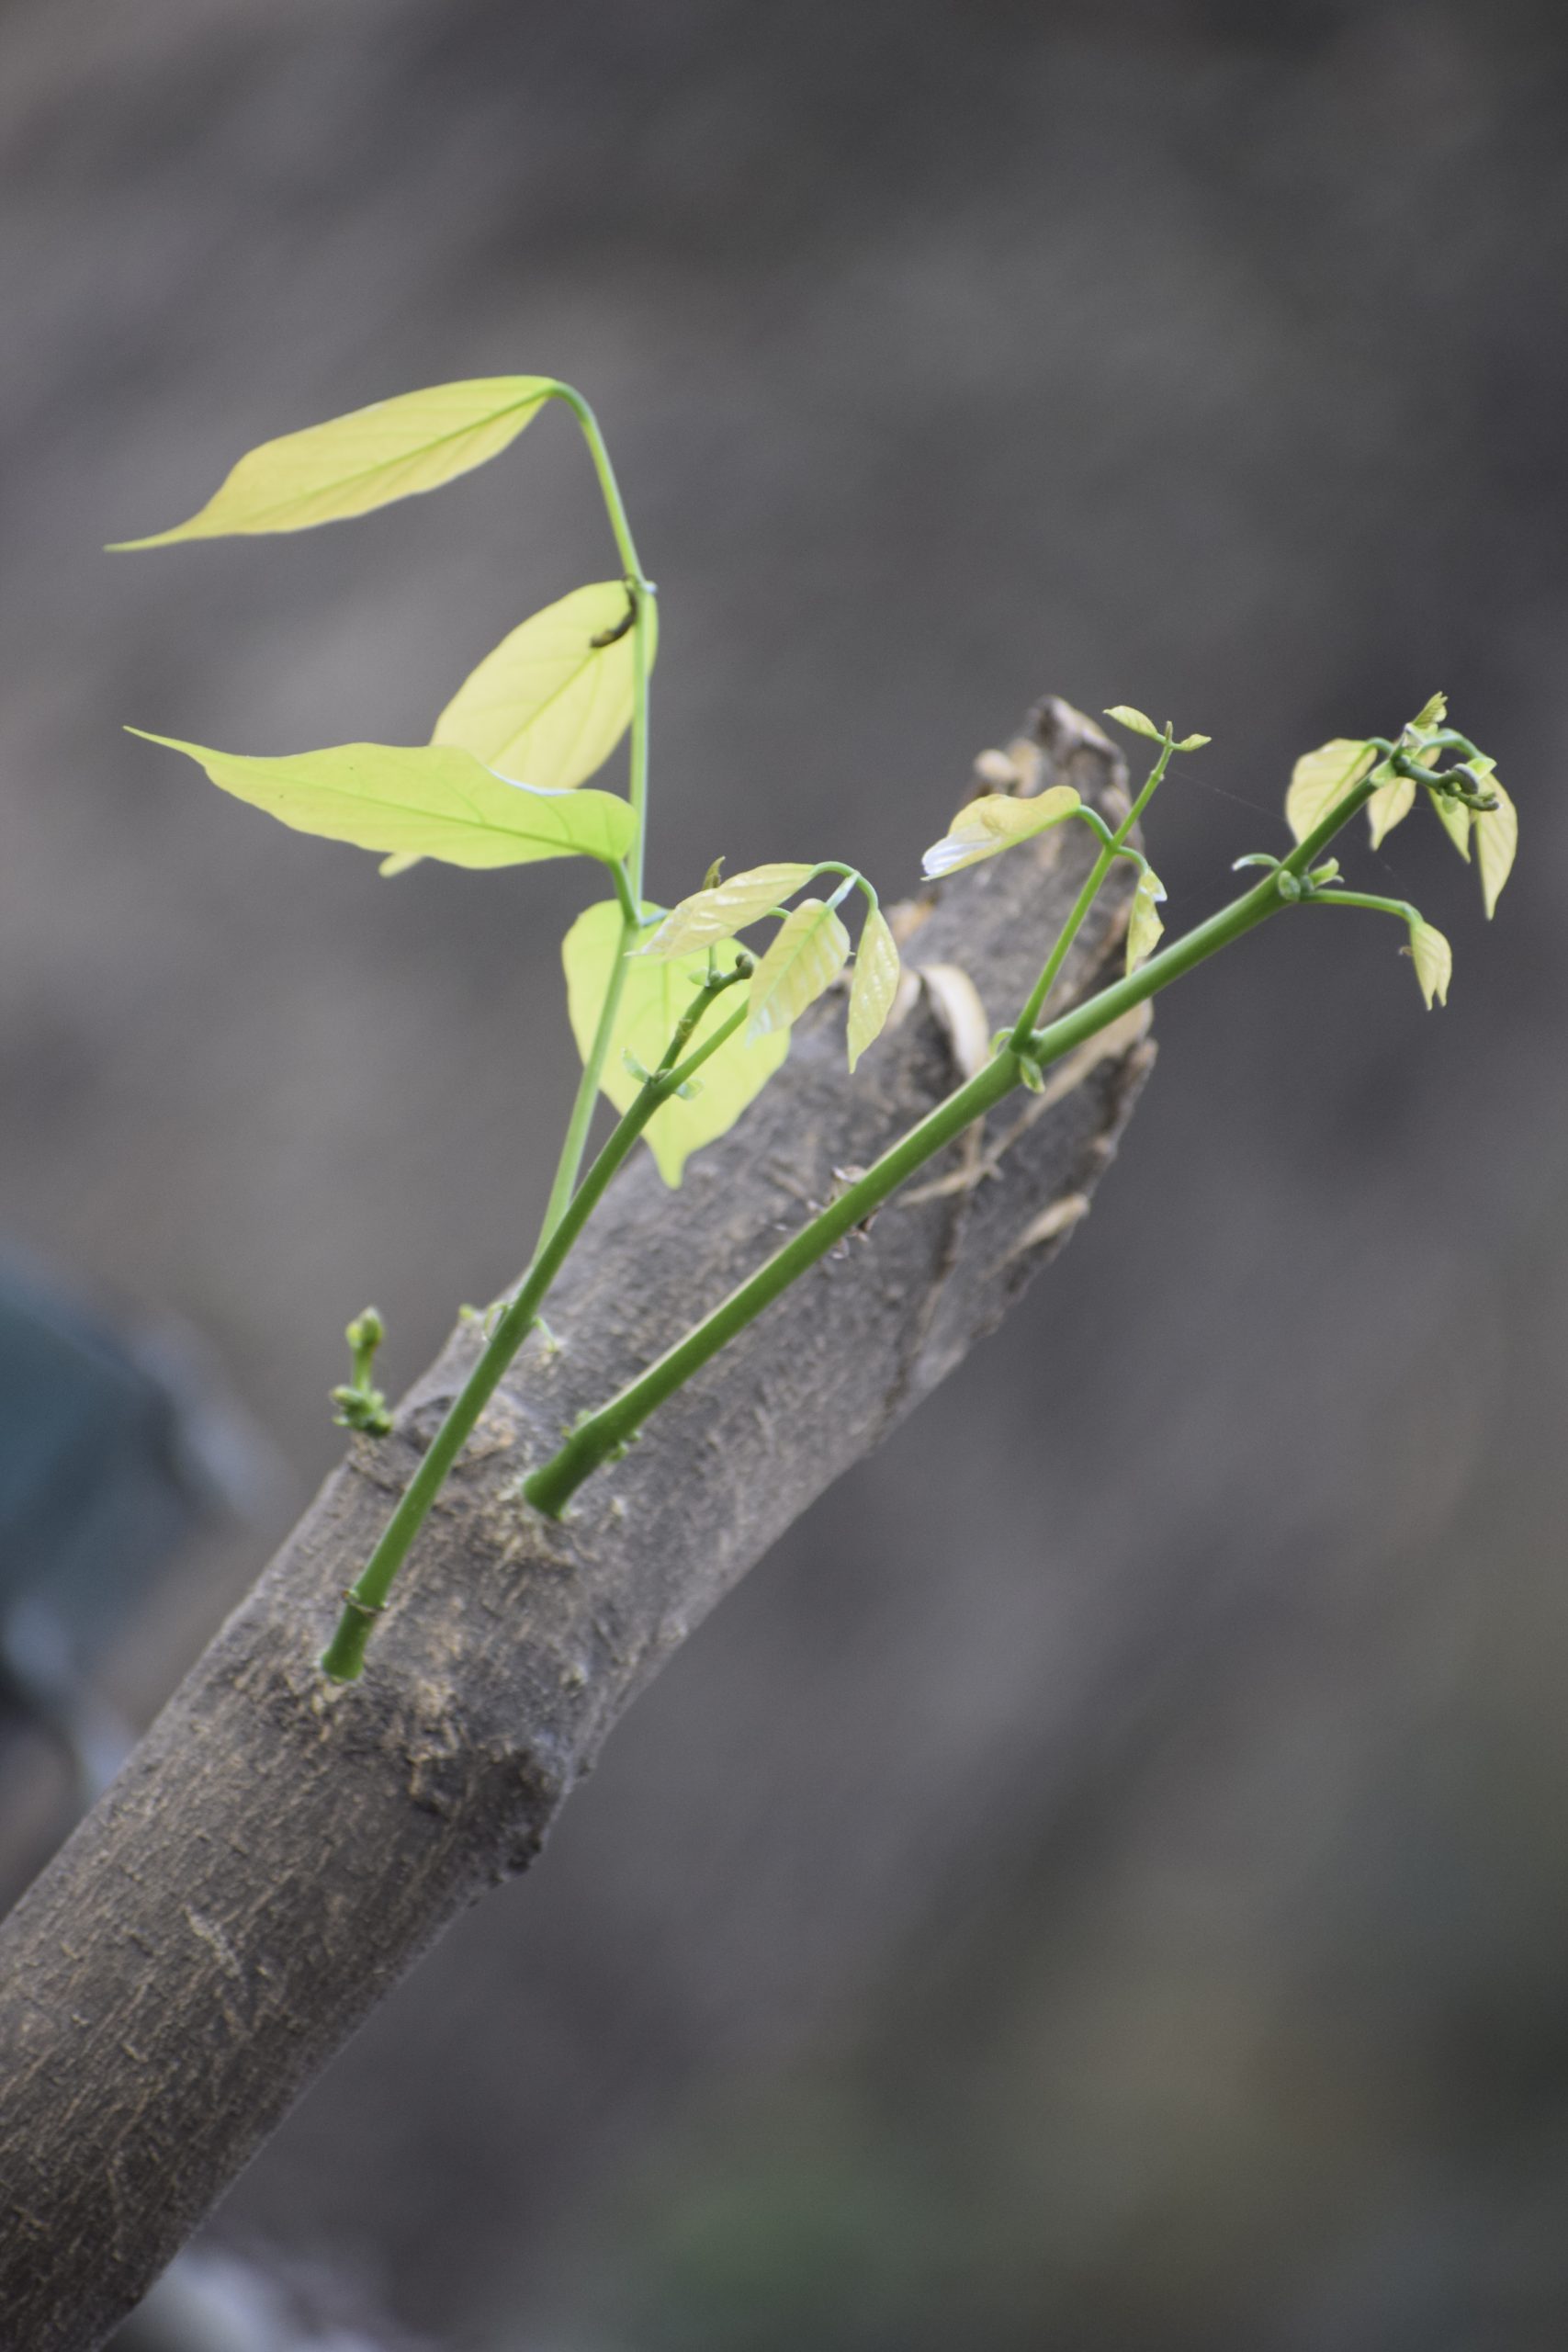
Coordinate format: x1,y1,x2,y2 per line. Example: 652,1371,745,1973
0,698,1155,2352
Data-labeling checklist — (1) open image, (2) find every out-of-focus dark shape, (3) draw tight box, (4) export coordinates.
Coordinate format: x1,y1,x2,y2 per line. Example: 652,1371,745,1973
113,2247,429,2352
0,1252,277,1814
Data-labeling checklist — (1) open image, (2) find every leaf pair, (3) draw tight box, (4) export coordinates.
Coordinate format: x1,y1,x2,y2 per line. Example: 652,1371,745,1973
1104,706,1211,752
1286,694,1517,918
118,380,649,875
643,866,903,1073
749,899,902,1071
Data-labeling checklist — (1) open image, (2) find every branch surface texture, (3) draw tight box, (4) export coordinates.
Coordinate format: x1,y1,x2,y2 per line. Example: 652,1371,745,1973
0,699,1155,2351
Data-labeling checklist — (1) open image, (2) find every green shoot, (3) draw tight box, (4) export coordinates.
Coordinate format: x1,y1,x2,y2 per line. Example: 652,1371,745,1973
111,380,1515,1677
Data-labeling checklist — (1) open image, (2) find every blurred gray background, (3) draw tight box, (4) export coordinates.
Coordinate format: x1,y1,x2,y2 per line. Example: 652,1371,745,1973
4,2,1568,2346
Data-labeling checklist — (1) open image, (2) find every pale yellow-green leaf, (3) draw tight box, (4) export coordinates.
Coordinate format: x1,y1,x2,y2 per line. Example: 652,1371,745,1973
1103,705,1163,741
1427,787,1472,859
747,899,852,1040
1285,740,1376,843
845,904,901,1071
920,786,1081,878
1125,867,1166,973
109,378,556,546
129,731,634,868
1366,771,1416,848
433,581,657,788
641,864,818,957
1474,776,1517,918
1405,691,1448,739
562,900,786,1186
1174,732,1212,752
1407,918,1452,1009
1418,723,1479,861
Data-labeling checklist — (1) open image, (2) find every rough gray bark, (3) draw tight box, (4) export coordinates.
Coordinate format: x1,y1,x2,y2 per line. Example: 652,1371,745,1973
0,700,1154,2352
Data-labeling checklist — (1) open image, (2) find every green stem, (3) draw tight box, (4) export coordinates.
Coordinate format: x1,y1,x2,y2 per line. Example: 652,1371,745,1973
1283,774,1382,876
532,384,658,1241
1010,733,1174,1046
1303,889,1418,923
627,571,651,910
548,382,654,904
525,848,1302,1522
323,380,677,1677
537,899,638,1247
1072,805,1155,876
321,982,748,1682
548,385,647,593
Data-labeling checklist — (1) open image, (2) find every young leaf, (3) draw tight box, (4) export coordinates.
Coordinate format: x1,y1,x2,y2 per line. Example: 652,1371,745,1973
1103,706,1164,741
1422,733,1491,865
1370,699,1457,851
1174,732,1212,752
747,899,852,1040
1427,787,1472,858
1366,771,1416,849
1474,777,1517,918
846,904,901,1071
562,901,787,1186
1285,740,1376,843
640,865,818,956
433,581,657,789
129,732,635,868
1125,867,1166,973
920,785,1081,878
108,378,556,546
1406,918,1453,1009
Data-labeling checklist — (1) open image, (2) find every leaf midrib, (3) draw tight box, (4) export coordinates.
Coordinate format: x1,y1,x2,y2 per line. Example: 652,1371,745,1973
219,388,551,532
138,733,626,854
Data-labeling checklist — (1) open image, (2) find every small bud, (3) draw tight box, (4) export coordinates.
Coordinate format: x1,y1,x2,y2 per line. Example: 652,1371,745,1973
1275,870,1303,902
345,1306,383,1352
331,1384,392,1437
